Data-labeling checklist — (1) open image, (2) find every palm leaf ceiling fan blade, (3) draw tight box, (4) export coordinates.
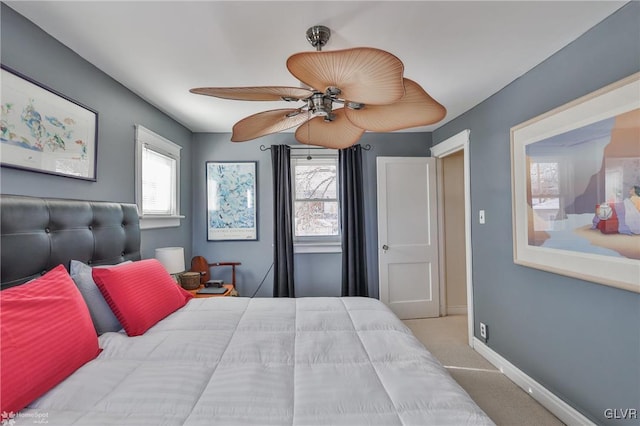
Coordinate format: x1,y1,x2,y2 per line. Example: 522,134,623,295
344,79,446,132
287,47,405,105
231,109,310,142
295,109,364,149
190,86,313,101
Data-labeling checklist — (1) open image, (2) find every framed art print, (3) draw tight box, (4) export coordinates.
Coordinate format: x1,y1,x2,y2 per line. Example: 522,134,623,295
206,161,257,241
0,65,98,180
511,72,639,293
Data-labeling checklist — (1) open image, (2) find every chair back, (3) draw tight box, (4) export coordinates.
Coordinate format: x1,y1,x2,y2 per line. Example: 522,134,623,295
190,256,210,284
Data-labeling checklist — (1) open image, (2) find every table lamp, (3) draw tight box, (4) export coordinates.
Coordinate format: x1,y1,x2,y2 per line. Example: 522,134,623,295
155,247,185,282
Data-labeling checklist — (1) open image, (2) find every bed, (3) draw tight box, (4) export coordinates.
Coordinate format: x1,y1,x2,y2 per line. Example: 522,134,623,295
0,194,493,425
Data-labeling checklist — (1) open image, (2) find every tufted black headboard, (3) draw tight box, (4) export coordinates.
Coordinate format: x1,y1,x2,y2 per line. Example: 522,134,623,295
1,195,141,289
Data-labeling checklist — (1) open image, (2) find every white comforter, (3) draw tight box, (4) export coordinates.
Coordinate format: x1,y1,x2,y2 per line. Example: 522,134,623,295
21,297,493,425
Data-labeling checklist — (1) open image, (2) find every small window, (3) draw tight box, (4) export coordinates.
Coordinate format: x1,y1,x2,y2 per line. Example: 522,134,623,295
291,150,341,253
135,125,183,229
142,146,176,215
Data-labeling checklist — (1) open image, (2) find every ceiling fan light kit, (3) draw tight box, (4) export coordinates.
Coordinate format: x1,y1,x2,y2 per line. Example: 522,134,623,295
190,25,446,148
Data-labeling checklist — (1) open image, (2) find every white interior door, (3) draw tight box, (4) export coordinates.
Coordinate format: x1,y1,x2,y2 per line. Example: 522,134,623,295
377,157,439,319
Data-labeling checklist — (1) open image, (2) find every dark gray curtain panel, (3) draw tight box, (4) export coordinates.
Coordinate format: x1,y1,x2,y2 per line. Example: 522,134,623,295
271,145,295,297
339,145,368,297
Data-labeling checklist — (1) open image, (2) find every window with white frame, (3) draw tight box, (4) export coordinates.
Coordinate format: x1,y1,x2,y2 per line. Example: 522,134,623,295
135,125,184,229
291,149,341,253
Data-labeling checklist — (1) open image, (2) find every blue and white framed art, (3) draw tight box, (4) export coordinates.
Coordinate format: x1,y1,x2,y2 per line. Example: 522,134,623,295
206,161,257,241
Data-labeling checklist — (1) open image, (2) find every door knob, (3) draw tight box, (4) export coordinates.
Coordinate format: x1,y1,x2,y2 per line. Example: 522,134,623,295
382,244,389,252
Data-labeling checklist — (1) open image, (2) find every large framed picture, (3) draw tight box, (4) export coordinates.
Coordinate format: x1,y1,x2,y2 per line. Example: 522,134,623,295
206,161,257,241
511,72,639,293
0,66,98,180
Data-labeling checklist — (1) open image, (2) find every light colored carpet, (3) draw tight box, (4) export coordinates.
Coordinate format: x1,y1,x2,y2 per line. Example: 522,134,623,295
404,315,565,426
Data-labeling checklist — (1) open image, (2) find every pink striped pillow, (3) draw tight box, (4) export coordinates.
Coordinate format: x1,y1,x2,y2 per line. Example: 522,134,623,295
92,259,192,336
1,265,100,414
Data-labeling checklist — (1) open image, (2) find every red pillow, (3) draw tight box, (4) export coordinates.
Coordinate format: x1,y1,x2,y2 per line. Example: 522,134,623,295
1,265,100,414
92,259,192,336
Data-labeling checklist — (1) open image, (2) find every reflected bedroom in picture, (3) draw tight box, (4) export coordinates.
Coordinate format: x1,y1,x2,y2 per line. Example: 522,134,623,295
526,108,640,260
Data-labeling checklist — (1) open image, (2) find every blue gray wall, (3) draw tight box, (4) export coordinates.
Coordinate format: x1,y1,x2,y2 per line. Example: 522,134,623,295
0,4,193,260
191,132,430,298
432,3,640,424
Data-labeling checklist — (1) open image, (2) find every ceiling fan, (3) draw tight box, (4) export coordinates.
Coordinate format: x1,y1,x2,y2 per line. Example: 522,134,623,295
190,25,446,149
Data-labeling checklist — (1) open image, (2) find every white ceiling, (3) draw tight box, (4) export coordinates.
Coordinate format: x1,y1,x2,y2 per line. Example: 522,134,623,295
6,1,626,134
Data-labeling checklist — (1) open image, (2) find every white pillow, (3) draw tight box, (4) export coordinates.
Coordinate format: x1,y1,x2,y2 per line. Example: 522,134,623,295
70,260,131,334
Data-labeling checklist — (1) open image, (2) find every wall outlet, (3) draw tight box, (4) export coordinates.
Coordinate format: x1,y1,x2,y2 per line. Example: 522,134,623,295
480,322,488,341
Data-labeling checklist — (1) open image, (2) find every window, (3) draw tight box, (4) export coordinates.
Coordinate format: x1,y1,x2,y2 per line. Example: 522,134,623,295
142,147,176,215
291,150,341,253
135,125,183,229
529,161,560,231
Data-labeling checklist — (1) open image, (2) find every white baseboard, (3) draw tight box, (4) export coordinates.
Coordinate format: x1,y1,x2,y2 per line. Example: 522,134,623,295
472,338,594,426
446,305,467,315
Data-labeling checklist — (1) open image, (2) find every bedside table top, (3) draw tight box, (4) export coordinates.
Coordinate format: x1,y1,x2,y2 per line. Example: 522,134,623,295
187,283,234,298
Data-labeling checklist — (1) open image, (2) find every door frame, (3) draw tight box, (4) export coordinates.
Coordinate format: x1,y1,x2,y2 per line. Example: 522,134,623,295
430,129,474,347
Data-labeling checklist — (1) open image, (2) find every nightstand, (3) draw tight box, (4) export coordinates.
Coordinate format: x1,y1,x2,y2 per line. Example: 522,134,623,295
189,256,241,298
187,283,235,298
